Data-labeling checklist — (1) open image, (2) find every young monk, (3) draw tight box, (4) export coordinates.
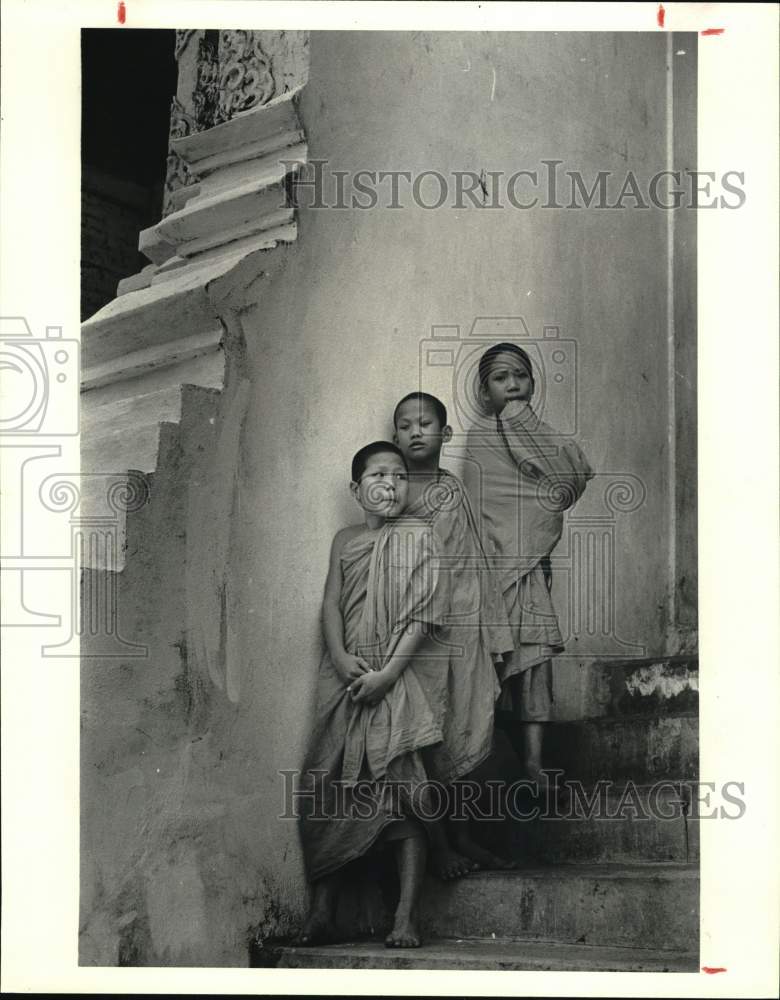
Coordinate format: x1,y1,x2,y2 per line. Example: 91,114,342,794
461,344,593,785
393,391,517,872
299,441,449,949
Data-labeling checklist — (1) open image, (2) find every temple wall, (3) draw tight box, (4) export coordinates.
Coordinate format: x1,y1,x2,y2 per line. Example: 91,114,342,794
79,30,697,966
233,28,697,771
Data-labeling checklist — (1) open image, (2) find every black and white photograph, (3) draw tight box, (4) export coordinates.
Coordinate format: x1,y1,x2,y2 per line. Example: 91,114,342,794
1,2,778,994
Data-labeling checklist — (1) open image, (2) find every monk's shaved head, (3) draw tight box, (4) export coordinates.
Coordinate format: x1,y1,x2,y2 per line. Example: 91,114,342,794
351,441,406,483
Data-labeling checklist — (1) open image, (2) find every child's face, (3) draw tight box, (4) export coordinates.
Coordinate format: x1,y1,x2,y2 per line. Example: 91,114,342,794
351,452,409,518
394,399,451,464
480,353,534,414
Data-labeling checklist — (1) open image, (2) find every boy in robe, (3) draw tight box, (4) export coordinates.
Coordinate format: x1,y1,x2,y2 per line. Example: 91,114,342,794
461,343,593,784
392,391,517,872
299,441,454,949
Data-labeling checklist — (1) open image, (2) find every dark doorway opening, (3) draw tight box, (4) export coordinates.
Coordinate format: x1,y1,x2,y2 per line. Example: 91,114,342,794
81,29,177,320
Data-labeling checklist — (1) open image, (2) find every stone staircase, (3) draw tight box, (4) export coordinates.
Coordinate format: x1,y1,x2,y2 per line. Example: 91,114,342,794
272,937,695,972
270,657,699,972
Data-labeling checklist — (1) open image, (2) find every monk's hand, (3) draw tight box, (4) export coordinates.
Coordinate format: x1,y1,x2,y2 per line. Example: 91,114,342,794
502,398,530,421
349,670,392,705
334,653,370,685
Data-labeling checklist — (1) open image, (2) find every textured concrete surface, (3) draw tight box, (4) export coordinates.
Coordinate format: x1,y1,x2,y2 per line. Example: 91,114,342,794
552,657,699,721
273,937,698,972
547,714,699,783
417,864,699,950
80,387,307,967
504,785,700,865
294,861,700,953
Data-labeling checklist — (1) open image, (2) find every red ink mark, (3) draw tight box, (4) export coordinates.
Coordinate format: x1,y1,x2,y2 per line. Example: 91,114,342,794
702,967,727,974
657,3,665,28
117,1,126,24
701,28,725,35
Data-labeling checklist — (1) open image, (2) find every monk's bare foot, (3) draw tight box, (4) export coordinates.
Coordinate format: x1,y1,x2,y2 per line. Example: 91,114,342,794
295,898,338,946
385,914,422,948
430,846,479,880
452,828,517,870
295,875,339,946
295,914,338,947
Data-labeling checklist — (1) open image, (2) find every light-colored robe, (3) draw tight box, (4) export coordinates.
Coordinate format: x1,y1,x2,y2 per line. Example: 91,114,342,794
299,491,509,881
403,470,511,778
300,520,449,881
462,401,593,681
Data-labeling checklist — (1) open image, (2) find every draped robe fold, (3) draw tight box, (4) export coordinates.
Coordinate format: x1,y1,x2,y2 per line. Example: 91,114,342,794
462,401,593,684
299,485,510,881
403,470,512,781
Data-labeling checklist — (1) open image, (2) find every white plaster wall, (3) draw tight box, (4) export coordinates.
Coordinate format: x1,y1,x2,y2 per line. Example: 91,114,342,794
228,30,695,926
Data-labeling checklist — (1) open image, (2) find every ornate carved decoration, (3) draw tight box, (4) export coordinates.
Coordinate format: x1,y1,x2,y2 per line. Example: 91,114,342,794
163,153,191,217
169,95,197,140
152,87,304,264
163,97,198,216
193,31,221,129
217,31,276,120
174,29,196,61
164,32,222,214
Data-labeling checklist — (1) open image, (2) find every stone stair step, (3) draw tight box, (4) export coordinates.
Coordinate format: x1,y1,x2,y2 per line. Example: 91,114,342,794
417,863,698,951
553,657,698,721
493,782,699,864
545,714,698,783
273,937,698,971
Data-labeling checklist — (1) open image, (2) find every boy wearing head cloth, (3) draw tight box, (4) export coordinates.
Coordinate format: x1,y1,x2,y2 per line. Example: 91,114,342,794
461,343,593,784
